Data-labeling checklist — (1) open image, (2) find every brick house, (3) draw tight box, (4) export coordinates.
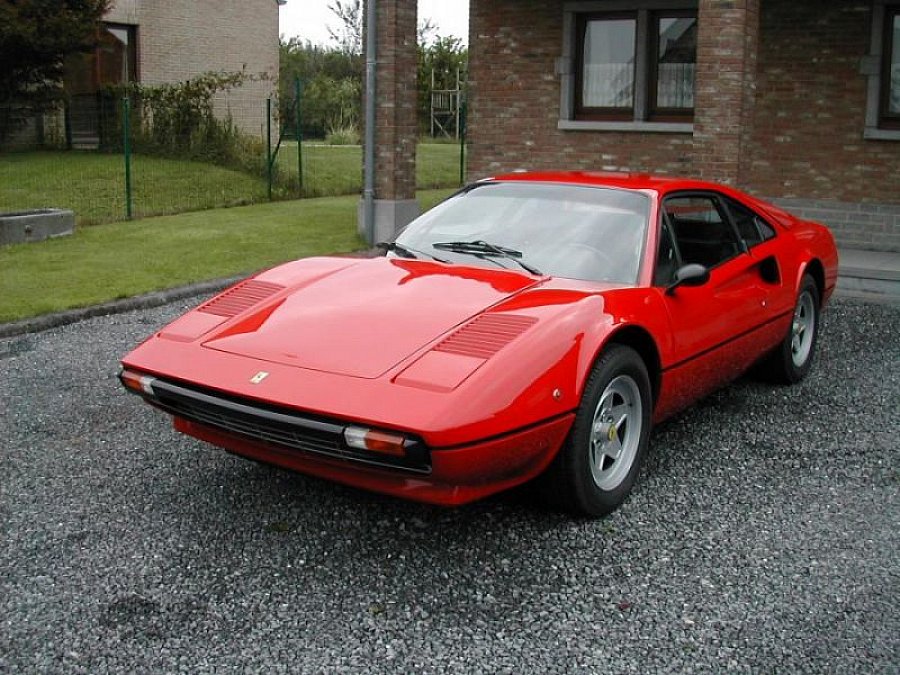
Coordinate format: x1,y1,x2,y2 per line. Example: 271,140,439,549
366,0,899,253
63,0,281,146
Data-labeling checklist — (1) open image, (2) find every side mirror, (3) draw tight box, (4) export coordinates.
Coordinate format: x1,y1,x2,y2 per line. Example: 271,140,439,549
666,263,710,295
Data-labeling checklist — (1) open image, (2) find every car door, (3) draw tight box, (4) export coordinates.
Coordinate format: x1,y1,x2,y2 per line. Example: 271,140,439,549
719,193,794,325
655,192,776,405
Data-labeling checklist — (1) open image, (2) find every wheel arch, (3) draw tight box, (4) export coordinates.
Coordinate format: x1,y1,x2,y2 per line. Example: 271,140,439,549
801,258,825,307
601,325,662,406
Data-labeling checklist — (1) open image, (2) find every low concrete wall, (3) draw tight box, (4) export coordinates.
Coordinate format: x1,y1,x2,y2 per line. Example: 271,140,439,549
0,209,75,245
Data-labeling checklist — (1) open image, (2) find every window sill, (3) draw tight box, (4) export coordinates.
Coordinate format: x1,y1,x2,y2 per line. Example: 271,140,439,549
863,126,900,141
558,119,694,134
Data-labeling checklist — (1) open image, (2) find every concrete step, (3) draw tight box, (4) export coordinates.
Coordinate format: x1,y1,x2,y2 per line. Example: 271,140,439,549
835,248,900,305
70,134,100,150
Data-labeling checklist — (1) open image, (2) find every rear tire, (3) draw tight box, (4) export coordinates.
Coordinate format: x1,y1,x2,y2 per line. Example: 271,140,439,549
763,274,820,384
540,345,651,517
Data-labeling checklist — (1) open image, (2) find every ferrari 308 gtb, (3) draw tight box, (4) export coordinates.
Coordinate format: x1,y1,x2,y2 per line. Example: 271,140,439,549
120,172,838,516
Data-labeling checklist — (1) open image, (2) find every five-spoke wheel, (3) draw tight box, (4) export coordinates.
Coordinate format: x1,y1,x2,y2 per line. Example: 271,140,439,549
790,289,816,368
589,375,643,492
764,273,820,383
540,344,651,517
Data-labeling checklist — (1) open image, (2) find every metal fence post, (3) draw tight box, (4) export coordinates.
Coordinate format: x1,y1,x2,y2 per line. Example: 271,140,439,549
295,77,303,195
123,96,133,219
64,99,72,150
266,97,273,200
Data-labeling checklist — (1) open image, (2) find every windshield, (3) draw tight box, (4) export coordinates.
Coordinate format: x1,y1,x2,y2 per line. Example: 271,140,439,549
394,182,650,284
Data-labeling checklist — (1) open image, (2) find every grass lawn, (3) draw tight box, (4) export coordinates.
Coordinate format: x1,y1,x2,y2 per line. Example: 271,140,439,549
0,143,462,226
0,151,267,225
0,188,454,323
275,142,463,197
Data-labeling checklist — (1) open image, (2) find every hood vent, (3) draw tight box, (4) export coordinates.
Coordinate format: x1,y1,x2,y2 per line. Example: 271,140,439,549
198,279,285,318
433,314,538,359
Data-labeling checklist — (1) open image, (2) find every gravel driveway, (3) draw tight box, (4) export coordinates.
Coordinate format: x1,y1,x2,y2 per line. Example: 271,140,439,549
2,297,897,674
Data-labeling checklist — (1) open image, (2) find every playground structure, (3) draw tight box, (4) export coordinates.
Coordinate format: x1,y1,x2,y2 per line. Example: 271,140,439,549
430,68,465,140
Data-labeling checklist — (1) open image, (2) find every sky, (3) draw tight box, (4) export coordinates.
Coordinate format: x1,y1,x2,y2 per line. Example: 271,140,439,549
279,0,470,46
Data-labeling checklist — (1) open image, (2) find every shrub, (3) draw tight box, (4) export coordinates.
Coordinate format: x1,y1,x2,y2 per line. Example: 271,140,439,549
102,71,271,180
324,122,360,145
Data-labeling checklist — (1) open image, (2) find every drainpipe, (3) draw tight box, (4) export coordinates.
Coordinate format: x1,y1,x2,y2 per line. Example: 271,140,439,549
363,0,377,245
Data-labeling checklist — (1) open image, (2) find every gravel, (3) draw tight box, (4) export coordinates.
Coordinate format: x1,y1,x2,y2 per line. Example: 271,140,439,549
1,297,898,674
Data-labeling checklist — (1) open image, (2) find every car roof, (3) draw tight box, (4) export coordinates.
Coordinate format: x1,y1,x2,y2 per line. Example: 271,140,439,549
483,170,799,231
486,170,730,195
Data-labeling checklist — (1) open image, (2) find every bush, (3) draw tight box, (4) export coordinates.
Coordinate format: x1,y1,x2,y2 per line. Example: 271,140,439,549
301,75,360,140
324,122,360,145
102,71,271,181
279,39,363,139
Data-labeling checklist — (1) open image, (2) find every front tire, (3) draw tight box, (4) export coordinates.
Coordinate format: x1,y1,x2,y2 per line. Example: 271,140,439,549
764,274,820,384
541,345,652,517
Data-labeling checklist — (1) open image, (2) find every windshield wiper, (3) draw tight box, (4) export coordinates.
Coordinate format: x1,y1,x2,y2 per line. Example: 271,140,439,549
432,240,543,275
377,241,449,263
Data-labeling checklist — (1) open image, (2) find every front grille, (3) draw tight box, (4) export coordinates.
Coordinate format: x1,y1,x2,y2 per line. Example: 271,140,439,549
160,390,341,455
144,378,431,474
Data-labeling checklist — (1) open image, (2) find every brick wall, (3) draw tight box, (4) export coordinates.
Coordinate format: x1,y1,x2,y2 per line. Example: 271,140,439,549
373,0,418,201
748,0,900,251
105,0,279,138
774,198,900,252
466,0,900,251
749,0,898,204
693,0,760,185
468,0,695,179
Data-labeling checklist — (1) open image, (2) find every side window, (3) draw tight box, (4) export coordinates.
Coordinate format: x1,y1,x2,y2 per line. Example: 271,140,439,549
662,195,741,268
654,216,681,286
722,196,775,248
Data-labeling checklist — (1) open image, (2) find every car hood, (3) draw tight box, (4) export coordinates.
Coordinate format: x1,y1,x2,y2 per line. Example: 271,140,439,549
201,258,543,379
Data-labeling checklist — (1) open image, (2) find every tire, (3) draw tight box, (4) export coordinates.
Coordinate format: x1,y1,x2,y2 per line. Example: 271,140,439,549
540,344,652,517
764,274,820,384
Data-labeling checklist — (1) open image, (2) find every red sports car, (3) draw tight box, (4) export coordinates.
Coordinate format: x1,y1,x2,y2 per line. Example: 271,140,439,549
120,172,838,516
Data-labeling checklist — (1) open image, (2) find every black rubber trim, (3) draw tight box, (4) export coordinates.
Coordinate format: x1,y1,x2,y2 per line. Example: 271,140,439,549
428,410,577,452
152,379,345,435
129,376,431,474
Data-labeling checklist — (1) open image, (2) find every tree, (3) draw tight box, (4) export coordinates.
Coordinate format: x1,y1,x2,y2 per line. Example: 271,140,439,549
0,0,110,141
327,0,362,55
279,37,362,139
417,16,438,45
279,7,462,141
327,1,436,55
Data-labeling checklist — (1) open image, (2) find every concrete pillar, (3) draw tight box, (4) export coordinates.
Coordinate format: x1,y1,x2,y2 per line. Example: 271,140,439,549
358,0,420,244
693,0,760,186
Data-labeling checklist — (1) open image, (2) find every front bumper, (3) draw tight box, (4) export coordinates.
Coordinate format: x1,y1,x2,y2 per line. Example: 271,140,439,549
121,370,574,505
175,414,574,506
132,374,431,474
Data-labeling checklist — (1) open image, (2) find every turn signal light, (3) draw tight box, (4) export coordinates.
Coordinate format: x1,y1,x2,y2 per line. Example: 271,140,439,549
343,426,407,457
120,369,156,395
